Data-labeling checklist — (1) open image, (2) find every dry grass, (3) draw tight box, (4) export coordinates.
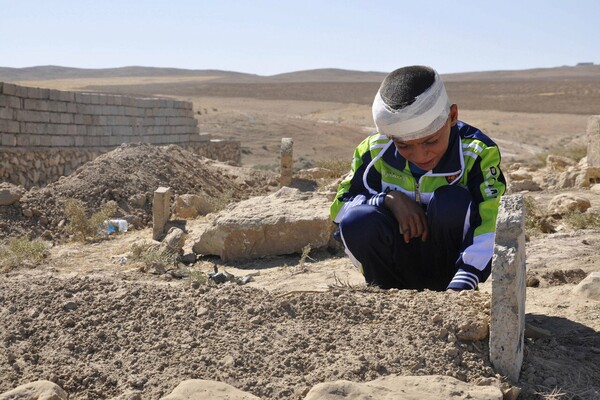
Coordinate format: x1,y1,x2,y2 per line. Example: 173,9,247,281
0,237,49,272
64,198,117,242
563,210,600,230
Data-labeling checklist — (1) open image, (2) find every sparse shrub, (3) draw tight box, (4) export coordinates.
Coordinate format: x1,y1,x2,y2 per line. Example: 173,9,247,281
296,157,314,170
563,210,600,230
0,237,49,272
253,163,279,171
315,158,351,178
189,269,208,286
208,189,235,212
130,242,177,271
534,144,587,168
524,195,544,235
64,198,117,242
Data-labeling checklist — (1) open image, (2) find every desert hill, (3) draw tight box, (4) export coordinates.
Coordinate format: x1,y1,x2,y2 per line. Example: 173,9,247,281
4,64,599,115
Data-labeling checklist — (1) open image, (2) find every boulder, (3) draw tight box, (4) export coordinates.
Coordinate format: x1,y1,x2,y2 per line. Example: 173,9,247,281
507,169,533,181
508,180,541,193
572,271,600,301
303,375,503,400
547,193,591,215
160,379,259,400
192,187,336,261
174,194,214,219
0,380,68,400
0,183,25,206
159,227,187,255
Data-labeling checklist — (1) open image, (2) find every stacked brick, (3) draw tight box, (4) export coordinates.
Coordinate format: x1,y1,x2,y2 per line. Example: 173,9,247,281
0,82,241,188
0,82,202,147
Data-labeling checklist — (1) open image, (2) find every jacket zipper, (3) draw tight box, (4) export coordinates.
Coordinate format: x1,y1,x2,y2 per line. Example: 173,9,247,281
414,179,421,203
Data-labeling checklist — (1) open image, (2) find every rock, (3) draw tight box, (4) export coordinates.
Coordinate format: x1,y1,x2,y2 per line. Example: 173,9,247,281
303,375,503,400
456,317,489,341
128,193,147,208
555,168,589,189
159,379,260,400
131,239,161,253
174,194,214,219
159,227,187,255
547,193,591,215
508,179,541,192
0,183,25,206
295,167,336,180
508,169,532,181
192,187,336,261
546,155,577,170
572,271,600,301
0,380,68,400
538,216,557,233
181,253,197,264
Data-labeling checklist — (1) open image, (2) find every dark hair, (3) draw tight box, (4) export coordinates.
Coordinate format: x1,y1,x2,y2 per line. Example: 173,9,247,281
379,66,436,110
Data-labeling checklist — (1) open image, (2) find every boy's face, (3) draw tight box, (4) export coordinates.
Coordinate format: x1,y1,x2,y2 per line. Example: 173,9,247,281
390,104,458,171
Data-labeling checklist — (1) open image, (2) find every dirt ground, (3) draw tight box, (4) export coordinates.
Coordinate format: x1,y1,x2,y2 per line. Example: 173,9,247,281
1,69,600,399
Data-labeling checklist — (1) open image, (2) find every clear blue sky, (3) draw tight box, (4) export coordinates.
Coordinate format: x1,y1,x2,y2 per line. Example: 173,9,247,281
2,0,598,76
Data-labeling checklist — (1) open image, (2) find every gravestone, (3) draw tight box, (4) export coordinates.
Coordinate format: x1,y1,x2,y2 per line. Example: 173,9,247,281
280,137,293,187
153,187,171,240
489,194,526,382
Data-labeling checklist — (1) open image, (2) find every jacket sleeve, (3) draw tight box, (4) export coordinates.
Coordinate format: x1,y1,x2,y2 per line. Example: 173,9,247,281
330,138,387,223
447,143,506,290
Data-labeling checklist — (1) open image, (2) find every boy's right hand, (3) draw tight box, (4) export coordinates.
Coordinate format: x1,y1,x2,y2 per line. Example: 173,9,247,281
384,190,428,243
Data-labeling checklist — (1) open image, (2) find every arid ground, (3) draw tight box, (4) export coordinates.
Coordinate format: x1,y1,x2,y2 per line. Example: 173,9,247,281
1,66,600,399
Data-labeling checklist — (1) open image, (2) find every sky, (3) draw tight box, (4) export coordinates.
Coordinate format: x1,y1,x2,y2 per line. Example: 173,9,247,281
2,0,599,76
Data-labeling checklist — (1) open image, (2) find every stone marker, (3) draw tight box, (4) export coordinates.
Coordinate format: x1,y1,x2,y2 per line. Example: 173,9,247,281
153,187,171,240
587,116,600,185
588,116,600,168
489,194,526,382
280,137,293,187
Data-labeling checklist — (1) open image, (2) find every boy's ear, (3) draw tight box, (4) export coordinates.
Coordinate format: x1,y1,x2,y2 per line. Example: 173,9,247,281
449,104,458,126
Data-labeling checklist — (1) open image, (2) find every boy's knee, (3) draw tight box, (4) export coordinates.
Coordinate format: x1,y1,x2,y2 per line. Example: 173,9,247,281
339,205,391,244
429,186,471,228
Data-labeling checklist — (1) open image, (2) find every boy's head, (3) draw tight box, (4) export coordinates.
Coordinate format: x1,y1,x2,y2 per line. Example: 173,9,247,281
372,65,452,141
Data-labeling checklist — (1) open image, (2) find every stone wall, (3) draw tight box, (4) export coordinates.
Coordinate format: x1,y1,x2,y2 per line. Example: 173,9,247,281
0,82,240,188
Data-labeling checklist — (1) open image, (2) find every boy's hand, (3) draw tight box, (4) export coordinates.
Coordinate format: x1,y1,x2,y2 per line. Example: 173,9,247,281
384,191,428,243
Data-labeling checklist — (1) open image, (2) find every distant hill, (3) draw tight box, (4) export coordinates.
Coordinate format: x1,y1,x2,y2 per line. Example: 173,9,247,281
2,64,599,114
263,68,386,82
443,65,600,81
0,65,258,82
2,64,599,84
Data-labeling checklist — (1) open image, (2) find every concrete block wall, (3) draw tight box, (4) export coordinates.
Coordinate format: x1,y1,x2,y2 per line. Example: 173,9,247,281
0,82,241,188
0,82,203,147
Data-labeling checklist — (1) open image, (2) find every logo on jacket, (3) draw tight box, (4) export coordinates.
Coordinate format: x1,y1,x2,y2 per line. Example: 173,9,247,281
446,173,461,184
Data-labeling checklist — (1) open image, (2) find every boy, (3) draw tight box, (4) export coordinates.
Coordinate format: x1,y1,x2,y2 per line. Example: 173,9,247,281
330,65,506,291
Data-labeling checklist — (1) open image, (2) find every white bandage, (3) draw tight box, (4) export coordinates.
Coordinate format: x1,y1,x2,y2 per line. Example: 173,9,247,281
372,72,451,141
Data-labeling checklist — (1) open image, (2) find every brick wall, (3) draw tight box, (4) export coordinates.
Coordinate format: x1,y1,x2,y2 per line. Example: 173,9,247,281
0,82,240,187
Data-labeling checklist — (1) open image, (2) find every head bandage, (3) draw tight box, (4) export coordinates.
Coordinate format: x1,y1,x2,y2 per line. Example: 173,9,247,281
372,72,451,141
